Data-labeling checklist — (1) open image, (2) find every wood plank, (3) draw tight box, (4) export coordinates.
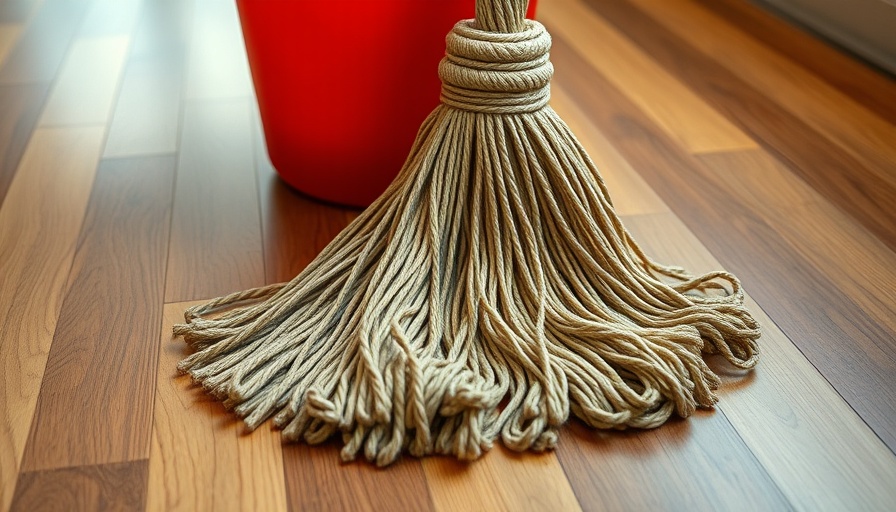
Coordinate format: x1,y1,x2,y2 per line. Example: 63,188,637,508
0,24,23,66
19,155,175,472
624,211,896,510
145,302,288,512
0,83,48,206
424,446,582,512
185,0,252,100
103,55,183,158
578,0,896,251
164,98,264,302
0,0,87,84
38,36,130,126
11,460,148,512
549,31,896,452
557,413,788,511
698,149,896,349
549,83,669,216
283,443,433,512
697,0,896,125
628,0,896,197
0,126,104,512
104,0,190,159
537,0,755,154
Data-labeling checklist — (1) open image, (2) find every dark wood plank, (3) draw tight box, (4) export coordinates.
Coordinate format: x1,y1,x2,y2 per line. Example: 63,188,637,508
12,460,148,512
253,112,432,512
580,0,896,251
283,443,434,512
20,155,175,471
0,83,48,206
548,31,896,451
164,99,264,302
558,414,789,511
697,0,896,125
0,0,87,84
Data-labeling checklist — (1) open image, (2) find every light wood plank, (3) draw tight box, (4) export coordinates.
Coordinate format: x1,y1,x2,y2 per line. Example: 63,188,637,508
20,155,175,471
185,0,252,100
538,0,755,154
549,83,669,216
0,83,48,205
11,460,148,512
0,126,104,512
164,98,264,302
103,56,183,157
38,36,130,126
624,212,896,510
0,24,23,66
424,446,581,512
629,0,896,189
146,302,288,512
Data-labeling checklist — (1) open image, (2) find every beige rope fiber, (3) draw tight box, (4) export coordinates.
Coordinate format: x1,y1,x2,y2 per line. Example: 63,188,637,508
174,0,759,466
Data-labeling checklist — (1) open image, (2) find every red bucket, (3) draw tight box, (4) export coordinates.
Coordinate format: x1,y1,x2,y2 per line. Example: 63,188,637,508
237,0,538,207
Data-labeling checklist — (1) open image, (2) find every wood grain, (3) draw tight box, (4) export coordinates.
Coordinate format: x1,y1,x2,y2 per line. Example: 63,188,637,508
0,83,48,205
19,155,175,472
424,446,582,512
549,83,669,216
11,460,148,512
580,0,896,250
629,0,896,198
698,149,896,349
282,444,433,512
549,31,896,452
557,413,788,511
38,36,130,126
538,0,755,154
625,211,896,510
185,0,252,100
696,0,896,125
146,302,288,512
0,126,104,512
0,0,87,84
164,98,264,302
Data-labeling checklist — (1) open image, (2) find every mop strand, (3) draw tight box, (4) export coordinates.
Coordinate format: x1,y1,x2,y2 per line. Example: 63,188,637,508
174,0,759,466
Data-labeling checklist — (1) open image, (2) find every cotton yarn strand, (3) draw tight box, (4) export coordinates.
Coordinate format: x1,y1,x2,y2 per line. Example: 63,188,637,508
174,0,759,466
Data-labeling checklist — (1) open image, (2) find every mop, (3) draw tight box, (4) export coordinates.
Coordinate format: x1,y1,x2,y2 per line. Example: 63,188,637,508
174,0,760,466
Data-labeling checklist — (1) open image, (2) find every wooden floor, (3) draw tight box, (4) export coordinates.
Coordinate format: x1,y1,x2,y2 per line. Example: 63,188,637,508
2,0,895,510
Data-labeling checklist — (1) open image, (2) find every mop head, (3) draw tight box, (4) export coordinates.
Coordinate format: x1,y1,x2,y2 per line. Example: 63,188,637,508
174,0,759,466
